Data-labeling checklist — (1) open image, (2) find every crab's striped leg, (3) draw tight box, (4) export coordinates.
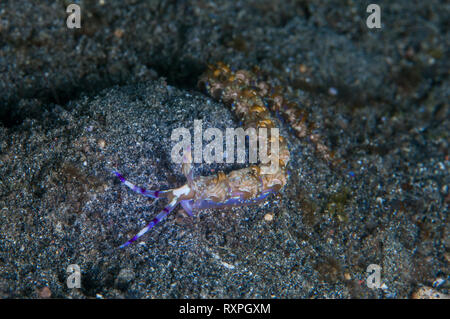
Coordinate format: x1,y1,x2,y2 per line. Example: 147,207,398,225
113,171,168,199
119,198,179,248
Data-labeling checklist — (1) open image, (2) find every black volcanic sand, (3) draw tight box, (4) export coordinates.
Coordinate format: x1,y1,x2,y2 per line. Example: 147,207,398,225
0,1,448,298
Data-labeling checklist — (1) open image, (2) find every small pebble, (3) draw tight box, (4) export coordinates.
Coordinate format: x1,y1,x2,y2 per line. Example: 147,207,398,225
412,286,449,299
116,268,135,291
299,64,307,73
328,87,338,96
97,138,106,149
264,213,274,222
38,286,51,298
114,28,124,38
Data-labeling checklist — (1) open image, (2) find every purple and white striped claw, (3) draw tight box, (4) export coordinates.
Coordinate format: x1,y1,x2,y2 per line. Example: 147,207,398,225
113,171,165,199
119,199,178,248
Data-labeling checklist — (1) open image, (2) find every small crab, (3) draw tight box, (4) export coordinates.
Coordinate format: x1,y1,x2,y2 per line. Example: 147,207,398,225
114,61,329,248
